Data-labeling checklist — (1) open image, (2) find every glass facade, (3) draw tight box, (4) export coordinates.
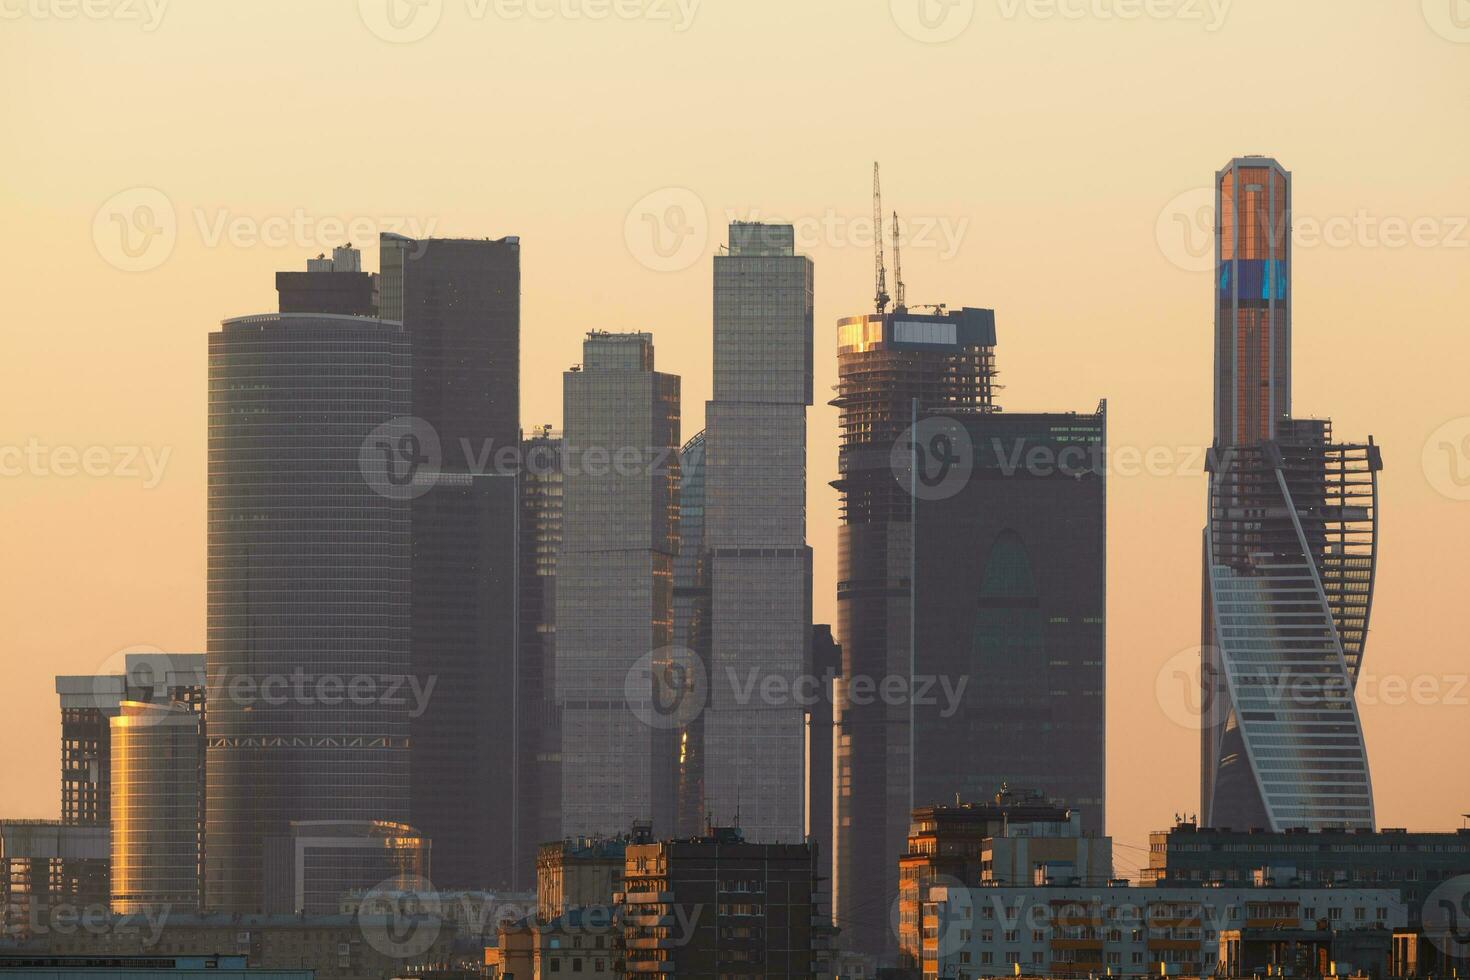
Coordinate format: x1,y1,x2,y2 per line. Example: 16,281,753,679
206,313,412,913
1202,158,1380,831
703,222,814,845
381,233,522,890
557,332,681,837
110,701,204,914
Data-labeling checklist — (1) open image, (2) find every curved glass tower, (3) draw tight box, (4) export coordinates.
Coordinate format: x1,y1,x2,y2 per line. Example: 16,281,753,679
1202,158,1381,831
206,312,412,911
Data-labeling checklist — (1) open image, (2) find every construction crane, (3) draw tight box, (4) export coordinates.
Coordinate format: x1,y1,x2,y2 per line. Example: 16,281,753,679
891,209,906,313
873,162,890,315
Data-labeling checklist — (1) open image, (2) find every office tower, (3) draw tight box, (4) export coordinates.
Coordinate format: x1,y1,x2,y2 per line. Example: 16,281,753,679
912,408,1107,815
807,624,840,915
704,221,814,843
557,332,680,838
621,827,818,979
275,244,377,316
830,305,998,954
517,425,564,889
380,232,522,889
55,653,205,908
1202,158,1380,831
206,312,413,912
110,700,205,914
672,429,708,837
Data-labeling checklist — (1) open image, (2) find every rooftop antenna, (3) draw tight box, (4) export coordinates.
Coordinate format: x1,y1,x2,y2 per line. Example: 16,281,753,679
892,210,906,313
873,162,890,315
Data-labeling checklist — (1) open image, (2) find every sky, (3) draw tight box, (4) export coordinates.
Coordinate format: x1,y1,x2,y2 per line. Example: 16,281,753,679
1,0,1467,874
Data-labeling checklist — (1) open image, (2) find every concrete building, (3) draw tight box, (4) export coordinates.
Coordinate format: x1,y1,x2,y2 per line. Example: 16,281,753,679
0,821,109,940
206,311,412,913
703,222,814,844
831,305,1000,955
1147,821,1470,926
380,232,523,892
490,908,621,980
32,912,460,980
920,883,1405,980
557,332,681,838
896,793,1112,970
619,827,818,979
275,244,376,316
534,834,637,922
109,701,205,914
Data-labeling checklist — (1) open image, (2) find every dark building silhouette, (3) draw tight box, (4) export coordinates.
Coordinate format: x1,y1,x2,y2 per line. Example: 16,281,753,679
516,425,563,889
621,827,818,979
274,245,376,316
206,312,413,913
379,232,523,890
912,407,1107,820
830,306,999,955
807,623,840,916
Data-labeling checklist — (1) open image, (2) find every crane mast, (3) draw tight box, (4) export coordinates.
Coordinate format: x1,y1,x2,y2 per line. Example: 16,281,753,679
873,162,890,315
892,209,906,313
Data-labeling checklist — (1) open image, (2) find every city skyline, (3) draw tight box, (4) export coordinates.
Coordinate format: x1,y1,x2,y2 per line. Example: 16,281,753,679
3,1,1468,885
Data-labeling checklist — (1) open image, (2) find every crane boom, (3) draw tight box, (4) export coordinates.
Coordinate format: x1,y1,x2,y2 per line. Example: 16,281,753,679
892,210,906,312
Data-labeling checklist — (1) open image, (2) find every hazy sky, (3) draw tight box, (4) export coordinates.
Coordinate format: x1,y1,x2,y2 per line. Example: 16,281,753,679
2,0,1467,874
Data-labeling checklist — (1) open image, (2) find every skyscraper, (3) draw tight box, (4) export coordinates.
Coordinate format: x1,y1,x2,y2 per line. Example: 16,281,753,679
275,245,377,316
911,408,1107,816
380,232,522,889
703,221,814,843
516,425,564,888
1201,157,1380,831
672,429,708,837
831,305,998,954
206,312,412,912
557,332,681,838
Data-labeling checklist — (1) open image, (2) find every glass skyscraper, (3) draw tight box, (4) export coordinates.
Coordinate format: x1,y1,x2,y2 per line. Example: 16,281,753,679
381,233,522,890
1202,157,1380,831
206,312,412,912
703,222,814,843
557,332,681,837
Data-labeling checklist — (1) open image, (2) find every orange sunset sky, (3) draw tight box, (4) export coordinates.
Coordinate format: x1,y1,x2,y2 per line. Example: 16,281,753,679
2,0,1468,874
